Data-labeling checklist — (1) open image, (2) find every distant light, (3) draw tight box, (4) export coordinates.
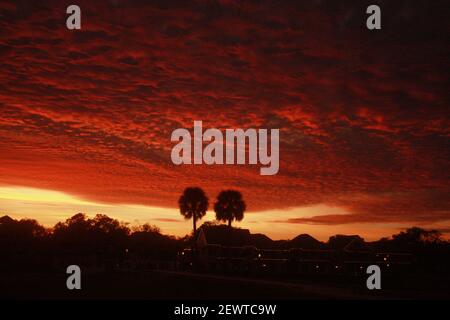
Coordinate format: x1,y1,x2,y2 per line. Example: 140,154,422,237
335,265,339,269
383,257,387,261
258,253,261,258
316,265,319,269
181,252,185,255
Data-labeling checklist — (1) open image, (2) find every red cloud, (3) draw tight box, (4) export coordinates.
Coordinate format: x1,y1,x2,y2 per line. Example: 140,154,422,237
0,0,448,227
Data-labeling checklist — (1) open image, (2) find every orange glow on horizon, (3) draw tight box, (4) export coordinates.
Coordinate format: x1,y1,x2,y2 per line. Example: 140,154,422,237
1,185,447,241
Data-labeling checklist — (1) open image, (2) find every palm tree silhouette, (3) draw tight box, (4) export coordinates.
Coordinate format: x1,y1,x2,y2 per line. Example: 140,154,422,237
178,187,209,234
214,190,246,227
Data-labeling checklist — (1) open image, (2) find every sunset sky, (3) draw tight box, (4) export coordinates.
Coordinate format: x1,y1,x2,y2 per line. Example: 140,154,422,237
0,0,449,241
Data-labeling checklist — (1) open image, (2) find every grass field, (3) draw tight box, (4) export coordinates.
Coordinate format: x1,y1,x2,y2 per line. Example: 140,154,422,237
1,270,448,300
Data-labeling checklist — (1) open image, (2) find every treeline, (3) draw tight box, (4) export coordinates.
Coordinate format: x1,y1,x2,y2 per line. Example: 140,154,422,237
0,213,185,272
0,213,449,274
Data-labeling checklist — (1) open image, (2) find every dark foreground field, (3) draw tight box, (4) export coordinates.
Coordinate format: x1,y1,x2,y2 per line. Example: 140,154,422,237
1,270,448,300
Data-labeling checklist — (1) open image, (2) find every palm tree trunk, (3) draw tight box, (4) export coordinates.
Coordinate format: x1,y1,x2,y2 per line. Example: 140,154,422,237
228,219,231,228
192,216,197,271
193,216,197,234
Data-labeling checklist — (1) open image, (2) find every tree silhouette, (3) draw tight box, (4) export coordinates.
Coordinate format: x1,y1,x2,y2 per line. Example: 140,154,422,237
178,187,208,234
52,213,130,255
0,215,47,252
392,227,443,244
214,190,246,227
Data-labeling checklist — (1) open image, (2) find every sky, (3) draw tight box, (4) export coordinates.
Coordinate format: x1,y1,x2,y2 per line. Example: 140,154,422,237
0,0,449,241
